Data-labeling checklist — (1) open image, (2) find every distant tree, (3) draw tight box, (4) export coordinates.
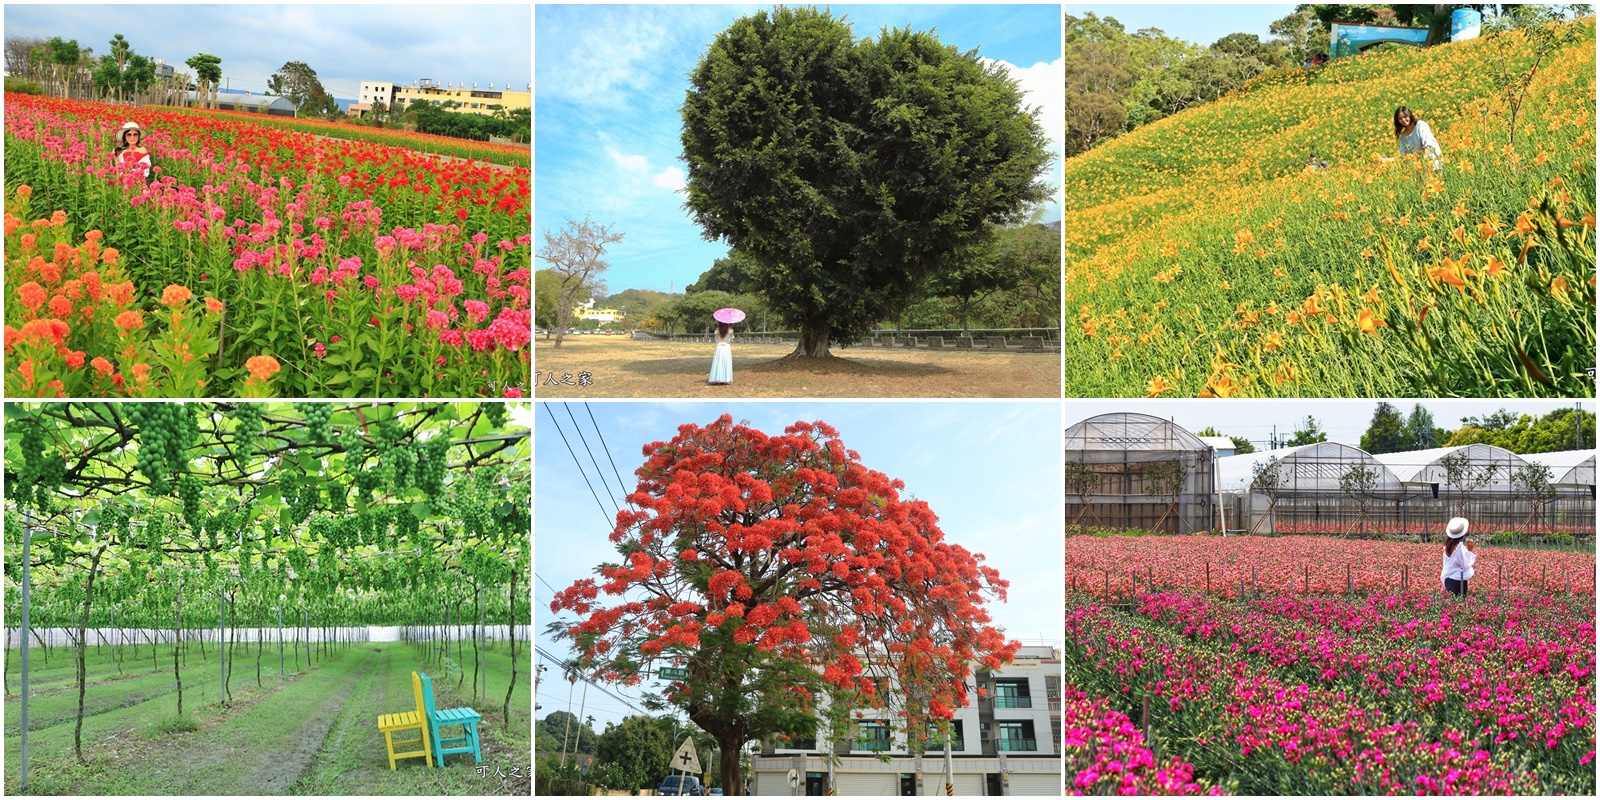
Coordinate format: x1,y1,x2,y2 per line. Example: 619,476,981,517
1270,9,1329,64
1509,463,1558,532
539,710,599,755
122,54,155,101
591,715,673,792
1438,450,1500,516
1065,461,1100,528
1144,460,1191,532
108,34,129,101
680,7,1051,358
1402,404,1446,449
1064,39,1133,155
49,37,80,98
268,61,335,116
1447,407,1595,453
1338,464,1381,532
1360,402,1408,454
185,53,221,108
536,216,624,348
686,251,763,296
1286,416,1328,447
534,269,561,337
1249,456,1288,534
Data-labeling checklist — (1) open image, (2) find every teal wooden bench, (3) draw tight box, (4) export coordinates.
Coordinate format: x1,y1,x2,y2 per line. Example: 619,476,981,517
419,672,482,766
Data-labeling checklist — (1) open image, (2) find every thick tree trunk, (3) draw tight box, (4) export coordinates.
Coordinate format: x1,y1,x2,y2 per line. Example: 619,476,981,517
75,545,108,764
790,325,831,358
717,731,745,796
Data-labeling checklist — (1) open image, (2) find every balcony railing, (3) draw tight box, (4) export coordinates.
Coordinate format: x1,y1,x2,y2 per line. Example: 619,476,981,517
993,696,1033,709
929,739,966,752
854,737,892,752
996,738,1037,752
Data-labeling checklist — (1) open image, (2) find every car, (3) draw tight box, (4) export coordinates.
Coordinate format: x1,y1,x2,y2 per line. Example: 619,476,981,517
708,789,724,796
658,775,704,796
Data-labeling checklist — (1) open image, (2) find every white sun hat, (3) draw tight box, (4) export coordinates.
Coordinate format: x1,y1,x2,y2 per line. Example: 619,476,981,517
1446,517,1470,539
119,121,143,137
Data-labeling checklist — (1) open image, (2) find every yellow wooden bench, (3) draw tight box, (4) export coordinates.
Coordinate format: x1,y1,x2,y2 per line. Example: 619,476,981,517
376,671,434,770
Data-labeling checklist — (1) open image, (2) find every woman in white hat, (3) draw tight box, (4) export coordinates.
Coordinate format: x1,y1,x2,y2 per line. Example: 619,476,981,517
113,121,152,182
1440,516,1476,597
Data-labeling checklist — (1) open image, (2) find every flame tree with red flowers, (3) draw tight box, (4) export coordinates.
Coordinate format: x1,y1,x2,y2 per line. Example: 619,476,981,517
549,416,1018,795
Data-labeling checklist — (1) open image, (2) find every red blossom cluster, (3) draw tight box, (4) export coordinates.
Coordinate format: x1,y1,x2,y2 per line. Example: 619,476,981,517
549,415,1018,726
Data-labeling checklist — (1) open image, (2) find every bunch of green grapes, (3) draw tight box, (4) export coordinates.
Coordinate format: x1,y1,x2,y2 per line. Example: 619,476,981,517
297,403,333,444
178,476,204,531
231,403,264,464
13,420,64,509
324,480,348,515
484,402,508,429
128,404,199,495
415,435,451,497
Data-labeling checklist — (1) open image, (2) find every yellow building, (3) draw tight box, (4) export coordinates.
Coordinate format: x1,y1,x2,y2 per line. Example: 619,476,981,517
375,78,530,117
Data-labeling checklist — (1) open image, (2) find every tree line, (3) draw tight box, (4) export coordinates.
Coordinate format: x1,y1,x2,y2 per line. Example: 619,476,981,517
4,34,222,108
1202,405,1594,456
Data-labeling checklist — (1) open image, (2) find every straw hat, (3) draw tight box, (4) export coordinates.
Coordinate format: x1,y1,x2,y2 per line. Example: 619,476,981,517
1446,517,1470,539
118,121,143,139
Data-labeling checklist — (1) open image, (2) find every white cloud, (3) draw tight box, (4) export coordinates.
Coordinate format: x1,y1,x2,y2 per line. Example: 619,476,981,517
987,56,1066,163
652,167,687,192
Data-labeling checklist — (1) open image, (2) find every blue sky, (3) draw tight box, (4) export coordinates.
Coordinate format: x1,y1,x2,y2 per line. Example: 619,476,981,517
535,4,1064,295
534,400,1062,727
1063,3,1299,46
3,3,530,102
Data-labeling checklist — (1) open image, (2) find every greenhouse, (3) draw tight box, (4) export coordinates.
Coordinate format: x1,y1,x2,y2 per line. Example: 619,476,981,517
3,402,531,795
1217,443,1405,536
1064,412,1215,534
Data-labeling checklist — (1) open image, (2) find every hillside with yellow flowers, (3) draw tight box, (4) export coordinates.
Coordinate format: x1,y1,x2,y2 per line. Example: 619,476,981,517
1064,18,1595,398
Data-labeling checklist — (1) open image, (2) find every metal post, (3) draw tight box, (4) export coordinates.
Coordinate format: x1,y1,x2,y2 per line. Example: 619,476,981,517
220,594,227,702
277,605,284,678
20,525,34,792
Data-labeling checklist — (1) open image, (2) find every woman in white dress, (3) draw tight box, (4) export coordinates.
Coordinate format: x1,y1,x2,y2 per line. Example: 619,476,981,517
708,321,734,385
1440,516,1476,598
1393,106,1442,171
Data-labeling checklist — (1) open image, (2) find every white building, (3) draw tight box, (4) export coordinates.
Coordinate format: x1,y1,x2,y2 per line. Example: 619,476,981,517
1197,436,1238,458
359,80,396,108
749,646,1061,796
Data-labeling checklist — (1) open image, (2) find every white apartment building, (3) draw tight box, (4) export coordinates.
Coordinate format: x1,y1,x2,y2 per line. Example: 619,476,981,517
359,80,396,108
749,646,1061,796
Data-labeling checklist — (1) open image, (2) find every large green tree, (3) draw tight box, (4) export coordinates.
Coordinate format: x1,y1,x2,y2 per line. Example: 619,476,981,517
680,7,1051,358
1359,402,1408,454
185,53,222,109
1447,407,1595,453
591,715,674,792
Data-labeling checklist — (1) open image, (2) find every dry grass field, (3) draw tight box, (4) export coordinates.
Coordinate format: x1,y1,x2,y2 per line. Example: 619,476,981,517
533,335,1060,398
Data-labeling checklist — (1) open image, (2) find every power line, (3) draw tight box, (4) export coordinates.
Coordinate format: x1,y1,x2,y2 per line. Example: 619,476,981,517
541,403,615,530
563,403,621,520
534,643,650,717
585,402,636,510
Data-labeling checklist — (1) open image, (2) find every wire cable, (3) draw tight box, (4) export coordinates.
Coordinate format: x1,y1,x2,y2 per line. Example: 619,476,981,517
541,403,614,530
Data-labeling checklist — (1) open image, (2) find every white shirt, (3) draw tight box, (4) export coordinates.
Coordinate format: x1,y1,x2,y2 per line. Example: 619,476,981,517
1397,119,1442,168
1440,540,1476,584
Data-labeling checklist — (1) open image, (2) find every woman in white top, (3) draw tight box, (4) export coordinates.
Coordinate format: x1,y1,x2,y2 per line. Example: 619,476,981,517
1393,106,1442,171
1440,516,1476,597
708,321,734,385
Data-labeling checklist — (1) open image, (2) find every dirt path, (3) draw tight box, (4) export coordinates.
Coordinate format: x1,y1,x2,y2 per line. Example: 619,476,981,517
235,649,377,793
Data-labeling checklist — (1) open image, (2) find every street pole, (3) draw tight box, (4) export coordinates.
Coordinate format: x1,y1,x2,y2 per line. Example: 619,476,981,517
219,594,226,703
943,718,954,795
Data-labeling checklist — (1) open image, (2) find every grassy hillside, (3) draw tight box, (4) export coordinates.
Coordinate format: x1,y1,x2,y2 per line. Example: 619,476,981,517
1064,20,1595,397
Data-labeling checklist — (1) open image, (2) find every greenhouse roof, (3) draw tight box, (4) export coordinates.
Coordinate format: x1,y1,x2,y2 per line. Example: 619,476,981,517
1372,444,1528,486
1064,412,1208,454
1521,450,1596,486
1217,442,1401,496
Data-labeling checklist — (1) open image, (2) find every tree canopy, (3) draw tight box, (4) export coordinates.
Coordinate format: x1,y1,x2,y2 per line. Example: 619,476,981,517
680,7,1052,357
549,416,1017,794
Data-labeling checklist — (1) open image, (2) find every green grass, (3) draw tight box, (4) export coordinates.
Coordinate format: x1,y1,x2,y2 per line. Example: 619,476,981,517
5,641,530,795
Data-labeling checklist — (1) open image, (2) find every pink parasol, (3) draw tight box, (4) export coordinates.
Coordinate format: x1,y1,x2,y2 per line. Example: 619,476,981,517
713,307,746,324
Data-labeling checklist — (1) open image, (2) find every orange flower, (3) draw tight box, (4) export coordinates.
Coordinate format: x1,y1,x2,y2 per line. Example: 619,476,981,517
114,310,144,332
91,356,114,376
64,350,86,370
1513,211,1536,236
161,284,193,307
48,295,73,318
1144,376,1173,397
101,247,120,267
245,355,281,381
205,297,225,314
16,184,32,198
1262,332,1284,351
1483,257,1506,278
1356,308,1385,338
131,363,152,385
17,281,46,311
1550,275,1571,299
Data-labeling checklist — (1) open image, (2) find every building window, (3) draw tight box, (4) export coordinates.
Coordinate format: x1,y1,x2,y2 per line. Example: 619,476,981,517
930,720,964,752
996,720,1035,752
856,721,890,752
993,678,1032,708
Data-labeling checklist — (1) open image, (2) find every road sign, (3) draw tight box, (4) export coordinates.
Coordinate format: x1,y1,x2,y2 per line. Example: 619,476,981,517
787,769,799,788
673,736,702,775
659,667,689,680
